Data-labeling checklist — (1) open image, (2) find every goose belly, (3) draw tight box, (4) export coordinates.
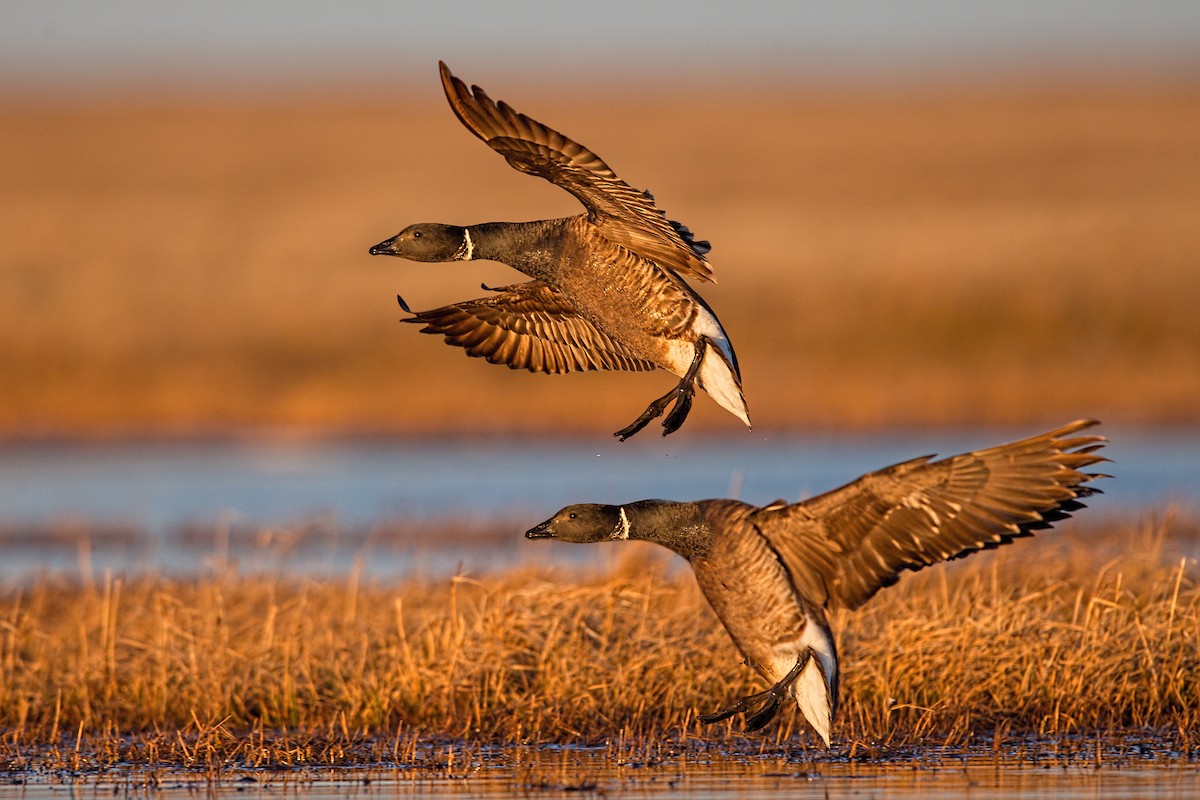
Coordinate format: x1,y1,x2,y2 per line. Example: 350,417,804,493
699,563,837,744
556,249,748,425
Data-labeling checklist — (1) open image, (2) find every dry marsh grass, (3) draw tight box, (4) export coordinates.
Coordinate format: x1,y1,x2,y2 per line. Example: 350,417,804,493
1,514,1197,771
3,81,1200,436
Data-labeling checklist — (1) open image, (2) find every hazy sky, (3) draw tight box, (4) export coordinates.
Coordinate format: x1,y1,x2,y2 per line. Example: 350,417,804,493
4,0,1200,92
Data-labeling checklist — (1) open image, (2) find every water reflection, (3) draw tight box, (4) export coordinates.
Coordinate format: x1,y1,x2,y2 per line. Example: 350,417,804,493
7,751,1199,800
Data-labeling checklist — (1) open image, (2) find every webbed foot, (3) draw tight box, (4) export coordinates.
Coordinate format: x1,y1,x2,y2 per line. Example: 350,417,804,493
697,651,810,733
613,392,675,441
613,340,706,441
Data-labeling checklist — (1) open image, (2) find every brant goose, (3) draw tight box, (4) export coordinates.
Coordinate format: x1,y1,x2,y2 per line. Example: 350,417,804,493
525,420,1107,744
371,62,749,440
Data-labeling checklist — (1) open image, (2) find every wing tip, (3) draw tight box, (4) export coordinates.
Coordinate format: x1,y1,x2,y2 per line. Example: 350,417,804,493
437,59,458,99
437,59,491,139
1052,418,1104,440
1049,419,1109,481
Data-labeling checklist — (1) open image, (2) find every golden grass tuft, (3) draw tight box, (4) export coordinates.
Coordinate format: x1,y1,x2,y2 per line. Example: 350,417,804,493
1,514,1198,771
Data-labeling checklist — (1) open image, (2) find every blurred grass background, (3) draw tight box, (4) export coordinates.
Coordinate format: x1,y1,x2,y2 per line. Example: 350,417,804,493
3,79,1197,437
3,0,1199,439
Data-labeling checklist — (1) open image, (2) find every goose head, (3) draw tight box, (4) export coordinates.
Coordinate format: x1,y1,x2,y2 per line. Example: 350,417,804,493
525,504,632,543
370,223,471,262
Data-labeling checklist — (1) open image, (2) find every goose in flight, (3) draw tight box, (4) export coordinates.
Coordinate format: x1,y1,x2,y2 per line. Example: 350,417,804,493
370,62,748,440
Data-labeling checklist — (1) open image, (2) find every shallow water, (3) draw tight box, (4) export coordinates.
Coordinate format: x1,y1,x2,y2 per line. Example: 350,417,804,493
7,759,1199,800
0,424,1195,580
4,425,1194,526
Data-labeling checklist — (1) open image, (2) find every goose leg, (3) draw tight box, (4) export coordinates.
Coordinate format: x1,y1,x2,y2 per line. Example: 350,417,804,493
613,340,706,441
660,341,702,436
697,650,810,732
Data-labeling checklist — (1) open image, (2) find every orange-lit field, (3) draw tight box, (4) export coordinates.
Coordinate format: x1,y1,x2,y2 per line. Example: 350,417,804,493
2,514,1197,768
3,80,1199,437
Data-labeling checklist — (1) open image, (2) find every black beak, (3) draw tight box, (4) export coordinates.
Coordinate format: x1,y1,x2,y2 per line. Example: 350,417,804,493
525,521,555,540
369,236,398,256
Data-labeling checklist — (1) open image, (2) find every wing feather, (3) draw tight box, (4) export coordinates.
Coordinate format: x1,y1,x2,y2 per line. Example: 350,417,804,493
754,420,1108,611
403,281,657,375
439,61,715,284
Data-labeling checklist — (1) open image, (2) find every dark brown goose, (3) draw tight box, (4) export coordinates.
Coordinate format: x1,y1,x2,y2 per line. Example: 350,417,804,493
525,420,1108,745
370,62,748,440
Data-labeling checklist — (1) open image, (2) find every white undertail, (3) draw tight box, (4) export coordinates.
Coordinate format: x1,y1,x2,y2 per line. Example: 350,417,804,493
698,343,749,428
666,304,749,428
774,619,838,746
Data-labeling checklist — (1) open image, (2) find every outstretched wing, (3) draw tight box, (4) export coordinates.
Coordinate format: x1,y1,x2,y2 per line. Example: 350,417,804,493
403,281,657,375
756,420,1109,611
439,61,714,284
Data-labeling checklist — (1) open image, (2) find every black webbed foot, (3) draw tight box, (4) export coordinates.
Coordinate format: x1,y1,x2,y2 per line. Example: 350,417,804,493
613,392,674,441
697,651,811,733
697,686,778,726
661,383,695,437
612,339,706,441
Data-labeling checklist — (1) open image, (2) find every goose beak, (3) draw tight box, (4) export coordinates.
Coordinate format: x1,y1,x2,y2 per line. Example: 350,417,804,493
370,236,399,256
525,520,555,540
